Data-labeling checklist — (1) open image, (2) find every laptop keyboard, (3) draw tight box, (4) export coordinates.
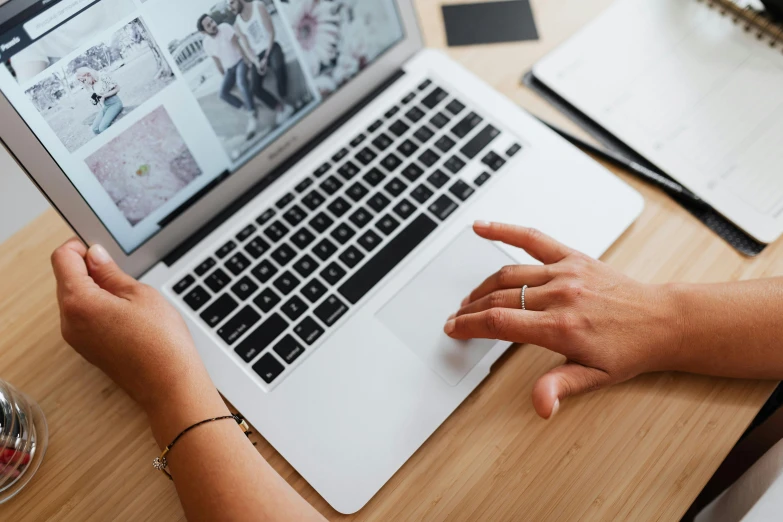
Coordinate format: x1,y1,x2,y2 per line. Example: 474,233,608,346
171,79,523,388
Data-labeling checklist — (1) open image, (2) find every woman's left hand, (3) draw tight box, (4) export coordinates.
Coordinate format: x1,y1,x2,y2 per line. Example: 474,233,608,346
445,222,684,419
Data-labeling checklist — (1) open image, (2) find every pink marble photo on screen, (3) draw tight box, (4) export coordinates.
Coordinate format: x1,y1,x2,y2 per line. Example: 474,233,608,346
85,106,202,226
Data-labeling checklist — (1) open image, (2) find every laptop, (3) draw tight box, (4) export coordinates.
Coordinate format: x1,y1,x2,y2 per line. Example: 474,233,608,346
0,0,643,513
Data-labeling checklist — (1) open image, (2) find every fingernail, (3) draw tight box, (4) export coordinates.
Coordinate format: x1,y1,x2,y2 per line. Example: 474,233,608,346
549,399,560,420
88,245,112,265
474,220,491,229
444,319,456,335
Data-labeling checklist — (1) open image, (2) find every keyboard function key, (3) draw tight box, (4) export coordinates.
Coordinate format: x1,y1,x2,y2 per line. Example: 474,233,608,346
461,124,500,159
216,241,236,259
236,224,256,242
200,294,238,327
256,208,276,226
294,177,314,193
194,258,216,276
385,106,400,119
368,119,383,133
418,79,432,90
474,172,491,187
451,112,483,139
276,193,295,209
401,92,416,104
507,143,522,157
173,275,195,295
184,286,210,311
314,162,331,177
332,148,349,162
350,133,367,147
421,87,448,109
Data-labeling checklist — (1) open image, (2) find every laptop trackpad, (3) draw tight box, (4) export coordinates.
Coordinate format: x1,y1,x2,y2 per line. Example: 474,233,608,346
377,228,517,386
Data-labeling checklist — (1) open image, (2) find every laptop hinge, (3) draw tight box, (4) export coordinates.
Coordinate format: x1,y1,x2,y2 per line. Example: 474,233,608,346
163,68,407,267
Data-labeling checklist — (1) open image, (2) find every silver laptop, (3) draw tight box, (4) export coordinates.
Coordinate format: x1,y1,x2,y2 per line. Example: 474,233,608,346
0,0,643,512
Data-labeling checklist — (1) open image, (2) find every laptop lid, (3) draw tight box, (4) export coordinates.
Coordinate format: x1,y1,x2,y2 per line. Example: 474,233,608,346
0,0,422,277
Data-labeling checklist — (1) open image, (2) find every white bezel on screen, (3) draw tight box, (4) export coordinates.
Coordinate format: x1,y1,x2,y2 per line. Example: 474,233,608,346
0,0,423,278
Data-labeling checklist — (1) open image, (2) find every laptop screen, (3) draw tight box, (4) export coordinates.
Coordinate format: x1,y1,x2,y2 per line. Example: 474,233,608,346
0,0,404,253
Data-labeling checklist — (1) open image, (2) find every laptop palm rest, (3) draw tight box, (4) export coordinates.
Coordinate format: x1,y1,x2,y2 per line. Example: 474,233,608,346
376,228,517,386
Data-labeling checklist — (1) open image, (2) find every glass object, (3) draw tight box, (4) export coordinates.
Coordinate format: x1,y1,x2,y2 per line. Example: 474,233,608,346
0,380,48,503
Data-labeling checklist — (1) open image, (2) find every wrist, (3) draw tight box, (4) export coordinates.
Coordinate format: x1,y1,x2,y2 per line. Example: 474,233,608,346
649,282,689,372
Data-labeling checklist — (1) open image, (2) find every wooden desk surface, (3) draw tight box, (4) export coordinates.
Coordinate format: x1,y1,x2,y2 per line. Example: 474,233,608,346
1,1,781,520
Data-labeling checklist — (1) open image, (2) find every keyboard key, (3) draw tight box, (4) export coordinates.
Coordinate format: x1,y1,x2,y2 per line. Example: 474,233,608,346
184,286,210,311
350,133,367,147
429,194,459,221
264,221,289,243
294,177,314,193
339,214,438,304
393,199,416,220
389,119,410,137
271,244,297,266
363,167,385,187
385,106,400,118
206,269,232,292
338,161,360,180
225,252,251,276
397,139,418,157
446,99,466,116
293,254,319,278
194,258,216,276
332,147,348,162
405,106,425,123
327,196,351,218
444,156,466,174
358,230,382,252
320,175,343,196
349,207,373,229
401,92,416,104
435,135,456,153
253,354,285,384
346,182,369,202
384,178,407,197
276,193,295,209
507,143,522,157
377,214,401,236
302,190,326,210
314,162,331,177
237,313,287,362
372,133,393,151
482,151,506,171
461,124,500,159
313,238,338,261
449,180,476,201
283,205,308,227
452,112,483,139
368,193,391,212
302,279,328,303
355,148,377,166
274,335,305,364
201,294,238,327
309,212,334,233
254,288,281,313
430,112,450,129
321,263,347,285
381,153,403,173
414,126,435,144
282,296,308,321
173,275,195,295
256,208,276,226
295,317,325,345
216,241,236,259
236,224,256,242
218,306,261,345
418,149,440,168
231,276,259,301
291,228,316,250
368,120,383,133
475,172,491,186
422,87,448,109
315,295,350,326
339,246,365,268
331,223,356,245
245,236,271,259
251,260,277,284
402,163,425,182
418,79,432,90
273,271,300,295
427,170,450,189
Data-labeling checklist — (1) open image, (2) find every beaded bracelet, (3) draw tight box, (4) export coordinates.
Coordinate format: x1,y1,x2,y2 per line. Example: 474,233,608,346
153,414,253,480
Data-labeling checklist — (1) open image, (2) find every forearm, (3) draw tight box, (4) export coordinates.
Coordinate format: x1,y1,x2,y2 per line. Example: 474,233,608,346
662,278,783,379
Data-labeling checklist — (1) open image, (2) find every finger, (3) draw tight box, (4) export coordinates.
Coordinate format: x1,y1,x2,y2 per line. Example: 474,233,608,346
464,264,553,306
473,221,572,264
532,363,612,419
85,245,139,299
444,308,556,347
51,239,94,297
456,286,547,316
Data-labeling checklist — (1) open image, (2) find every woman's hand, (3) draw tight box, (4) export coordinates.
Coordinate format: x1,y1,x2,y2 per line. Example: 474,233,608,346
445,222,683,419
51,239,214,414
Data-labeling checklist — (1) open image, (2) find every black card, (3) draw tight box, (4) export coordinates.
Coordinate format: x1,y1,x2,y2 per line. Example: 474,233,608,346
442,1,539,47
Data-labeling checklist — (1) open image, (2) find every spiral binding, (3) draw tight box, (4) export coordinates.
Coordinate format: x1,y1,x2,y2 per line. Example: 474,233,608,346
698,0,783,51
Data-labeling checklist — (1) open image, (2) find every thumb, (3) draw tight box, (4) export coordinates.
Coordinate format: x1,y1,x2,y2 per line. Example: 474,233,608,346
86,245,138,298
532,363,613,420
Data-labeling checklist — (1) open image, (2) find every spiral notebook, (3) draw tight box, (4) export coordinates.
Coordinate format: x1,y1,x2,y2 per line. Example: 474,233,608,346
531,0,783,247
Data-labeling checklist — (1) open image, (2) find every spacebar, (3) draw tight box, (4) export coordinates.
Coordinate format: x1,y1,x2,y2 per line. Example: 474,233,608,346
339,214,438,304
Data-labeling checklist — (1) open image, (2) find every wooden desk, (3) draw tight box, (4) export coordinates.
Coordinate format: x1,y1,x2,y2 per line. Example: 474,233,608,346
1,1,780,520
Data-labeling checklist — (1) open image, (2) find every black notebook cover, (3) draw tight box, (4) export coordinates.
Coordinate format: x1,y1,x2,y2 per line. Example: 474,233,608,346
522,71,766,257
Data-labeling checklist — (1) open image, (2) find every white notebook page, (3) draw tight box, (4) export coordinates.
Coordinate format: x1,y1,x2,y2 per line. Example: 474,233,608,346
533,0,783,243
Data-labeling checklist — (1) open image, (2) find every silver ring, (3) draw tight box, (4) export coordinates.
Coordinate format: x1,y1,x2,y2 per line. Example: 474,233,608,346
520,285,528,311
